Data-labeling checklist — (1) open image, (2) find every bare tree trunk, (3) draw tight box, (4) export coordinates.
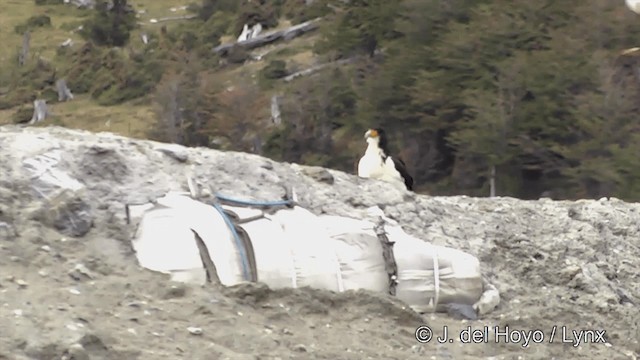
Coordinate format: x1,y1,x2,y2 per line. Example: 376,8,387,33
270,95,282,125
29,100,49,124
18,32,30,67
489,165,496,197
56,79,74,102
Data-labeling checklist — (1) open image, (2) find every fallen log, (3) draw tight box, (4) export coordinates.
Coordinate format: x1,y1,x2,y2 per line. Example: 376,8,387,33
18,32,30,67
147,14,197,24
213,18,321,56
283,57,358,82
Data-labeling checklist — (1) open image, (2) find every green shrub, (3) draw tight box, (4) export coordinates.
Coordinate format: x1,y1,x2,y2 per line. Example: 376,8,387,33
170,12,229,54
80,0,137,47
14,15,52,34
63,43,163,105
12,106,34,124
226,46,250,64
0,59,56,109
202,11,233,42
261,60,288,79
41,88,59,103
280,0,332,23
197,0,239,21
234,1,278,34
64,43,109,94
95,57,163,106
176,30,199,51
0,87,35,110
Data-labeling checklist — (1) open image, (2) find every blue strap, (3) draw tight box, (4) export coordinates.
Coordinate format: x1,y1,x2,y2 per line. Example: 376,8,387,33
214,193,293,207
211,193,293,282
211,203,251,281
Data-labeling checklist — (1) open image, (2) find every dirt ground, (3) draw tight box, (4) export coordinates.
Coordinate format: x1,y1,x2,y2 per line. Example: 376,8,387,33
1,126,639,360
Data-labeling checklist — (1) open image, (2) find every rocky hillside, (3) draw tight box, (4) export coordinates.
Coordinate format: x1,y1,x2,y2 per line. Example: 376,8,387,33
0,125,638,359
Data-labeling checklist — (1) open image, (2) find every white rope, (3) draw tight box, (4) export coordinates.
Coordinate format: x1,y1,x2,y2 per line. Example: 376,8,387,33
290,256,298,289
432,244,440,312
334,249,345,292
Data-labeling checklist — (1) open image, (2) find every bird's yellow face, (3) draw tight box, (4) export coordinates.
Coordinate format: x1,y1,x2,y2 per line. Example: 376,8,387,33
365,129,379,139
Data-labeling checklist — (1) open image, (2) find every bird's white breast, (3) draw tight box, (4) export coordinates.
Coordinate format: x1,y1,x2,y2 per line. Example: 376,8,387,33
358,151,405,189
357,150,384,178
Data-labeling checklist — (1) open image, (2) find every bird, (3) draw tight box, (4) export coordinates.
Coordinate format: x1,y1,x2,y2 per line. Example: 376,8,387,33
626,0,640,14
357,128,414,191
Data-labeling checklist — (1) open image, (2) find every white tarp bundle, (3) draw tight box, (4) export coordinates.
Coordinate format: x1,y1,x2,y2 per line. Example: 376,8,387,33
130,193,499,315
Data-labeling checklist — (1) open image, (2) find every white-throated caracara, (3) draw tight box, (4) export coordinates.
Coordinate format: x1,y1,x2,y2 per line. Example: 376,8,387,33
357,128,414,191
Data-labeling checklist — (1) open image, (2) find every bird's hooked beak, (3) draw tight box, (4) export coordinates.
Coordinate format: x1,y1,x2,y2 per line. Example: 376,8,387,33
364,129,378,139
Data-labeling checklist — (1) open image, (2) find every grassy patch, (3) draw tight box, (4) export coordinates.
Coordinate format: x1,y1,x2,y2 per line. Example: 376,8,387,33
47,95,155,138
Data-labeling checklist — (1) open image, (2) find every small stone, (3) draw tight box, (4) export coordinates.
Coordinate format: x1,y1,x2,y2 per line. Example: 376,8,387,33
157,147,188,162
40,245,51,252
38,269,48,277
69,288,81,295
163,285,187,299
13,309,23,317
15,279,28,288
237,311,243,316
292,344,307,352
69,264,95,281
282,328,293,335
10,256,19,262
301,166,334,185
187,327,203,335
445,303,477,320
126,301,147,308
127,328,137,335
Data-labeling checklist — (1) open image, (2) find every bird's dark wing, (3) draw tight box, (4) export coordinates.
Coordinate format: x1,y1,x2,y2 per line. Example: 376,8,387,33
392,156,414,191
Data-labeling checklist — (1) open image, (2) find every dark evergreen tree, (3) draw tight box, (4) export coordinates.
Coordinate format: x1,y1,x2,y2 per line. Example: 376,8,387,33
81,0,137,47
